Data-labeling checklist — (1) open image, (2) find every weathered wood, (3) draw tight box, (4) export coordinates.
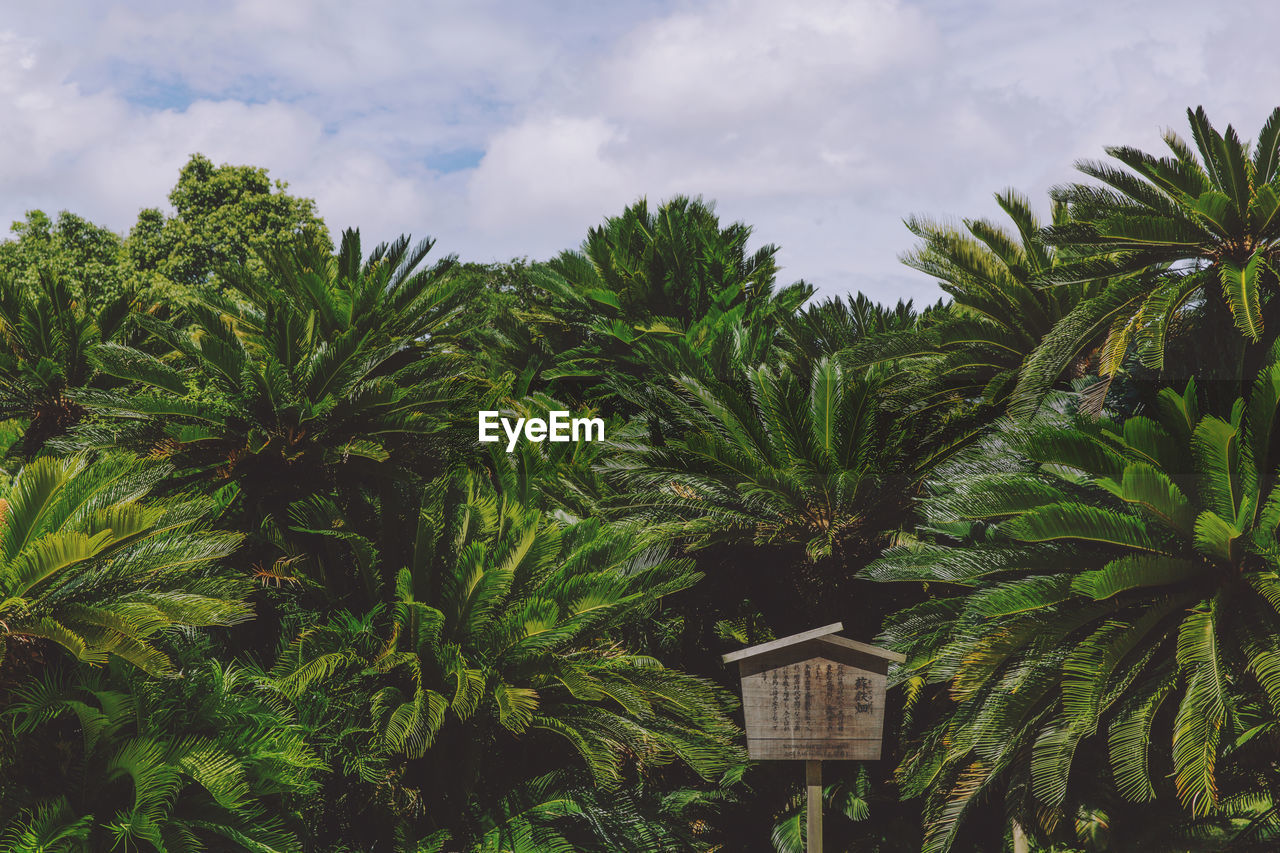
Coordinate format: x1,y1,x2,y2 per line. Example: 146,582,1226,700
721,622,845,663
722,623,906,665
746,737,882,761
814,632,906,663
1012,820,1030,853
726,625,897,763
806,760,823,853
737,640,897,678
738,645,888,761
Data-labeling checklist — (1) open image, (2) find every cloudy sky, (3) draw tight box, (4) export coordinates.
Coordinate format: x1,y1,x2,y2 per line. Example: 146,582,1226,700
2,1,1279,302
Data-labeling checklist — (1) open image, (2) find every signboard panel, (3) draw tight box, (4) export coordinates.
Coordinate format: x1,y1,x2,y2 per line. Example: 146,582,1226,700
739,648,887,761
724,624,903,763
723,623,904,852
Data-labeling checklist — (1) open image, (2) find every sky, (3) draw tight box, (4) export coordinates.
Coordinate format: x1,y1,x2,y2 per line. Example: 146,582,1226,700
2,0,1280,303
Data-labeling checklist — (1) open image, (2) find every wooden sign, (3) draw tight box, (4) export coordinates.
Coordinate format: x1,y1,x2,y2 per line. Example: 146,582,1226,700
722,623,904,761
723,623,904,853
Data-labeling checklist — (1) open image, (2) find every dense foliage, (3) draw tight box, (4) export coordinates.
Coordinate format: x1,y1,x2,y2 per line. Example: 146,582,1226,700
3,111,1280,852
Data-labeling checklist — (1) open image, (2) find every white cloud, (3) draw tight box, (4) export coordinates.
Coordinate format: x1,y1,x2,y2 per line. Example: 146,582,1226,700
2,1,1280,303
468,116,632,247
599,0,936,123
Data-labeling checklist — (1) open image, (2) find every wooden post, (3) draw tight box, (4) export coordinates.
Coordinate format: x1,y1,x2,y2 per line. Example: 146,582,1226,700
806,759,823,853
1012,820,1030,853
721,625,903,851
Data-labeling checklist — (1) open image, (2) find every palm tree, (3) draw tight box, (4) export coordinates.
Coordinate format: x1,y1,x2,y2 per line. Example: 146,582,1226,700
615,359,910,559
0,454,249,683
549,195,803,327
0,271,134,458
531,197,811,413
608,354,973,634
894,191,1113,414
867,356,1280,850
779,292,936,379
1017,105,1280,414
477,392,636,523
269,471,744,848
0,659,319,852
75,228,475,542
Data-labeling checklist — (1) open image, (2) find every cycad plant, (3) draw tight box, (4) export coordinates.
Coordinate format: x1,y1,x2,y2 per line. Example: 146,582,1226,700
778,292,935,380
0,454,248,684
1022,105,1280,412
0,272,134,458
867,353,1280,851
550,195,799,327
894,191,1113,414
0,659,319,852
531,196,811,413
609,355,970,631
614,359,910,559
412,770,738,853
268,471,744,849
75,228,474,541
476,392,636,523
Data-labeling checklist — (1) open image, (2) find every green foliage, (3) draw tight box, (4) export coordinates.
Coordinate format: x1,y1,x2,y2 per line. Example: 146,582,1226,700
1024,106,1280,413
780,291,938,376
772,765,872,853
16,110,1280,851
0,658,320,852
613,357,924,560
869,355,1280,849
269,471,746,848
529,196,812,412
553,194,800,325
0,272,135,459
72,228,475,543
477,392,636,523
892,190,1114,415
128,154,330,303
0,211,130,313
0,454,248,679
607,341,976,638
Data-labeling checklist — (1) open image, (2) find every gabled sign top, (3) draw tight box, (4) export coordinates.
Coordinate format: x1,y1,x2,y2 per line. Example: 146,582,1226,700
720,621,906,665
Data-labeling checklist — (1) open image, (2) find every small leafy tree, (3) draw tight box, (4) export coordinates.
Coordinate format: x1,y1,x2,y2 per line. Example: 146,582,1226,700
128,153,330,303
0,211,130,312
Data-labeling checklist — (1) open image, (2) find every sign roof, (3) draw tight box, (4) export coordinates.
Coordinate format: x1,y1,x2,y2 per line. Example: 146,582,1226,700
720,621,906,665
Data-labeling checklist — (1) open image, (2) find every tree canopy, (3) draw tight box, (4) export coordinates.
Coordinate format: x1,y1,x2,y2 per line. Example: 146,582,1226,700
5,108,1280,853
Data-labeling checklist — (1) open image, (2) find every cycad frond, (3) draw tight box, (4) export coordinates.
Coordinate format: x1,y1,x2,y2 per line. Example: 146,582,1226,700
869,350,1280,845
0,455,247,676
